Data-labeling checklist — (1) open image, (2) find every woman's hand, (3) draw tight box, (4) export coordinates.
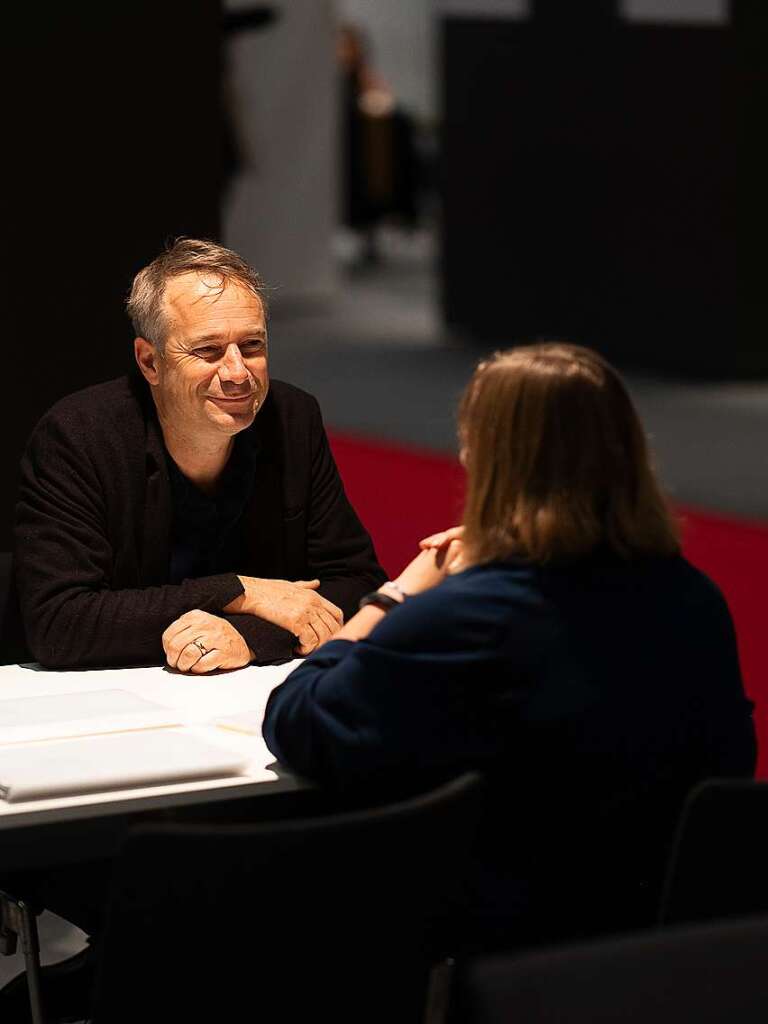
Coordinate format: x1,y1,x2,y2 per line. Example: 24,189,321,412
393,542,462,596
311,535,467,651
419,525,464,550
417,525,466,575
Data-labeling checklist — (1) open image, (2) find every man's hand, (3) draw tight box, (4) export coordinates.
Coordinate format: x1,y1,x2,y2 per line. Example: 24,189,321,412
162,610,254,674
224,577,344,656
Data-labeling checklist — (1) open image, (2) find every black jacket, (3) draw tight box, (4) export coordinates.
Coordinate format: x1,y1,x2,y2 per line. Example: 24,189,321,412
14,374,385,669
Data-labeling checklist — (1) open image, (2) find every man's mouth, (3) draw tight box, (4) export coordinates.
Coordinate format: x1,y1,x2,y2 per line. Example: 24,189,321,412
207,394,256,403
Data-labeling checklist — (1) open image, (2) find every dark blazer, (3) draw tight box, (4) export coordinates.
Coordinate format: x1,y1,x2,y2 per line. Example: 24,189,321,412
14,374,385,669
264,555,756,947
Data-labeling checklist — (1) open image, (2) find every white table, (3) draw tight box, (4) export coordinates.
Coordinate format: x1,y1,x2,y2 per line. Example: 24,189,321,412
0,660,306,873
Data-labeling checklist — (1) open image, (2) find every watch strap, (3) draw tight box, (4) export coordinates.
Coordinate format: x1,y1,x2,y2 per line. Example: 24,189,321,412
358,591,401,613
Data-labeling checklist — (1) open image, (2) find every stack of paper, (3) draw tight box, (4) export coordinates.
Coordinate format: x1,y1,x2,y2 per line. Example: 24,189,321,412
0,689,181,745
215,710,266,736
0,730,250,803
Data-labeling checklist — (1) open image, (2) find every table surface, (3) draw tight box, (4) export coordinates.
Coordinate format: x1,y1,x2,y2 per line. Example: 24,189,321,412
0,659,303,832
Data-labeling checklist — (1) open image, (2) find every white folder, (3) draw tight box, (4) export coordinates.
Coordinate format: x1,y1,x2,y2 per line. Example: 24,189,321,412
0,689,181,745
0,730,250,803
215,710,266,736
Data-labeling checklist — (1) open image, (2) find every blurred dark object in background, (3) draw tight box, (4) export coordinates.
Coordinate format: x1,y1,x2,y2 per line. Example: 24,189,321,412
533,0,617,21
440,1,756,379
735,0,768,381
337,24,422,267
222,5,276,33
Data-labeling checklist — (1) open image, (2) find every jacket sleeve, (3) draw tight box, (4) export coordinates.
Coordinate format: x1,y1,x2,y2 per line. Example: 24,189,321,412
221,613,295,666
303,398,387,620
262,595,514,787
14,413,250,669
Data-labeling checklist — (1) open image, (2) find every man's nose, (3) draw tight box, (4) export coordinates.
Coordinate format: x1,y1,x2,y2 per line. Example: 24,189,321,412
218,344,249,384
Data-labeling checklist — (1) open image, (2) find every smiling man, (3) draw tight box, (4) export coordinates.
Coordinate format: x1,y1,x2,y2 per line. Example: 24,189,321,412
14,238,385,671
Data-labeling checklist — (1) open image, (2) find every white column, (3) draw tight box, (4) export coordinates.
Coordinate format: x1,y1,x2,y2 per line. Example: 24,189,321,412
223,0,338,306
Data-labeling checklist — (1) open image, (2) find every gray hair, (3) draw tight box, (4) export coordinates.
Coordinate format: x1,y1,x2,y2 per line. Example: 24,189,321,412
126,238,269,350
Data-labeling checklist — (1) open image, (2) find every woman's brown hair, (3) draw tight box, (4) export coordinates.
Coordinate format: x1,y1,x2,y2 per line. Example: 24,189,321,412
458,343,680,566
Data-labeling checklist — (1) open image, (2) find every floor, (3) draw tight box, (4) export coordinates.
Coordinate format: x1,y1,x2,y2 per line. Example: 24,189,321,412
0,911,87,994
3,222,766,999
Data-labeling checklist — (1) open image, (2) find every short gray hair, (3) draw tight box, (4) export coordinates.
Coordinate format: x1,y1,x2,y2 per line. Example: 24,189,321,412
126,237,269,350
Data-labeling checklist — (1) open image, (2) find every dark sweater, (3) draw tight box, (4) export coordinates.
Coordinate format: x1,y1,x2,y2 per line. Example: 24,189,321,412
14,374,385,669
264,555,756,947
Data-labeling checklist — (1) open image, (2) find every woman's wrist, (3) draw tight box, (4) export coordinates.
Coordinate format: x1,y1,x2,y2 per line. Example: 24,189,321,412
357,581,408,615
378,580,408,603
334,604,389,644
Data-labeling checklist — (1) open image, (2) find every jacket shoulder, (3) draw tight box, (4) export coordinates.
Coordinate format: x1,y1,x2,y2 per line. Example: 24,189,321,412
268,378,321,414
34,376,142,437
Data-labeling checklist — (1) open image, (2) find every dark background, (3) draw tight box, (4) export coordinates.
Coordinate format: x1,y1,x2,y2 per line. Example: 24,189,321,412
1,1,758,548
1,2,221,546
440,5,747,377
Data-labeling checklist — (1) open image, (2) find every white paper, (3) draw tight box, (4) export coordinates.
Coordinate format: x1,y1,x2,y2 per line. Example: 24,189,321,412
0,730,250,803
214,710,266,737
0,689,181,745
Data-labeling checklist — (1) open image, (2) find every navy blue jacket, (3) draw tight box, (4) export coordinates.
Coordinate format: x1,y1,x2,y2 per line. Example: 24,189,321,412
264,554,756,947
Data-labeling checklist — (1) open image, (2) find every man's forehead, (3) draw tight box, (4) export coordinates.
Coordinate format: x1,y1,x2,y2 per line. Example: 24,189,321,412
163,272,264,318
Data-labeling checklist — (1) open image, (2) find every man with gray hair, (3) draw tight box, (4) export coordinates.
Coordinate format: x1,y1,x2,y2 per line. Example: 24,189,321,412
14,238,386,670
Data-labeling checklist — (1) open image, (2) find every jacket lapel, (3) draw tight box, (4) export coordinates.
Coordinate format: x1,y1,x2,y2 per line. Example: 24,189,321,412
140,411,173,586
243,396,286,579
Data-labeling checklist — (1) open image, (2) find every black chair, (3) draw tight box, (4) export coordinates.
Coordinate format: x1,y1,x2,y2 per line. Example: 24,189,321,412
86,771,484,1023
457,915,768,1024
658,778,768,927
0,889,45,1024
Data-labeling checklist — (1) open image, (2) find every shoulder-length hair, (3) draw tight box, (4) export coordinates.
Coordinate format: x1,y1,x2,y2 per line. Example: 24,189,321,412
458,343,680,566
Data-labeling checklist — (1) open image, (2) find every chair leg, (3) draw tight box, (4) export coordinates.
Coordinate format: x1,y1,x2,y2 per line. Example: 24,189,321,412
0,890,47,1024
0,890,19,956
423,957,455,1024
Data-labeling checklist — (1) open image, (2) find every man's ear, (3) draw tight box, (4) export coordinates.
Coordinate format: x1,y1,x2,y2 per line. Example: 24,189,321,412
134,337,161,385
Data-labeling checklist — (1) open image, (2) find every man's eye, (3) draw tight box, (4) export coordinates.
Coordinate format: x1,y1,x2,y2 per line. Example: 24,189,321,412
242,341,265,355
195,347,219,358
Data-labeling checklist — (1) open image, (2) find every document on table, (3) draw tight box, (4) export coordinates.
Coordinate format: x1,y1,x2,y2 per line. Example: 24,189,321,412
215,710,266,736
0,689,181,745
0,730,251,803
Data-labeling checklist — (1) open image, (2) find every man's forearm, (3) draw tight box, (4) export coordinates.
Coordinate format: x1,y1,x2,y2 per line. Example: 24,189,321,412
222,613,296,665
19,574,245,670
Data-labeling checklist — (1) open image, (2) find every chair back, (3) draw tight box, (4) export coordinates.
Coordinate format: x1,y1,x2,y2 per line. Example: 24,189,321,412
90,771,484,1023
458,915,768,1024
659,778,768,926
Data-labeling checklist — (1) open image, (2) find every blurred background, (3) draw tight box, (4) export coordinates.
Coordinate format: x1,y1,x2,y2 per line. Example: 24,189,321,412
1,0,766,767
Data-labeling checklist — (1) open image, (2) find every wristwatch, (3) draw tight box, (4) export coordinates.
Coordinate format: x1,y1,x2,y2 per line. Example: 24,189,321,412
358,591,401,613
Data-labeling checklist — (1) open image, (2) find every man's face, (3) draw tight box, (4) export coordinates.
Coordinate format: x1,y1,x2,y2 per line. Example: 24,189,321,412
147,273,269,440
